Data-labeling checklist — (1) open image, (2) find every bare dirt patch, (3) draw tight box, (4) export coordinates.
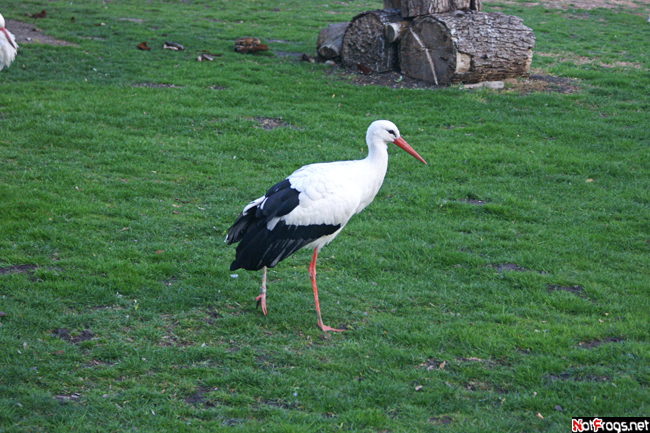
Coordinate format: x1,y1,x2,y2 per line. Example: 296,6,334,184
326,65,582,94
0,264,39,275
535,52,644,70
51,328,95,344
5,19,77,47
547,284,585,296
184,386,215,406
430,416,453,425
419,358,447,371
247,117,297,130
576,336,623,348
491,263,528,272
325,67,439,90
511,74,581,94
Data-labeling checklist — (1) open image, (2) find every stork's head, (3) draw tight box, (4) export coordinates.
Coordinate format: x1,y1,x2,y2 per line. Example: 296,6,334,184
367,120,427,164
0,13,17,50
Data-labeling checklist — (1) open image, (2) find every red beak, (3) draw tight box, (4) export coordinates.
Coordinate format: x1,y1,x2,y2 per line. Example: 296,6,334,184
1,27,16,50
393,137,427,165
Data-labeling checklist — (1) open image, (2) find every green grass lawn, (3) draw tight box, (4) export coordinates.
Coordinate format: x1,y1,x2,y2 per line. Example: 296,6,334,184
1,0,649,431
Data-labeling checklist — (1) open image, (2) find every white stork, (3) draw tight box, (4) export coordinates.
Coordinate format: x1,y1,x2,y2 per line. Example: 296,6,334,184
225,120,426,332
0,13,18,71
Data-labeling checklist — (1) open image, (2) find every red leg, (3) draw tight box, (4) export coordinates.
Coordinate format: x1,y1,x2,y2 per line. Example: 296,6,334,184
255,266,268,315
309,248,343,332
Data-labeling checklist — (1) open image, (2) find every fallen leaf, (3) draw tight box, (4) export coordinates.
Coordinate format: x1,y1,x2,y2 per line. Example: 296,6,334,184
536,413,544,420
155,250,165,254
415,385,423,391
137,41,151,51
439,361,446,370
234,37,268,53
26,9,46,19
357,63,371,75
120,227,129,231
586,178,594,182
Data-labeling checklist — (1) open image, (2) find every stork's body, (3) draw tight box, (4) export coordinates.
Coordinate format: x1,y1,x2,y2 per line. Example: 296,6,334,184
0,13,18,71
226,120,426,331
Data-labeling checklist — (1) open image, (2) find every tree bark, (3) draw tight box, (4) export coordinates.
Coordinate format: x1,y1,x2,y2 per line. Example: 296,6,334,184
341,9,405,73
316,23,349,59
399,10,534,85
384,0,481,16
382,0,401,8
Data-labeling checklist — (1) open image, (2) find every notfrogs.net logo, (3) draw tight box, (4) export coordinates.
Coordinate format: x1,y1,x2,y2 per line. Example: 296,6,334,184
572,417,650,433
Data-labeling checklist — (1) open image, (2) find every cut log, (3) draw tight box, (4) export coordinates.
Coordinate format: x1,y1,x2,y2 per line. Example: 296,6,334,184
399,10,534,85
316,23,349,59
384,0,481,16
341,9,406,73
383,21,410,44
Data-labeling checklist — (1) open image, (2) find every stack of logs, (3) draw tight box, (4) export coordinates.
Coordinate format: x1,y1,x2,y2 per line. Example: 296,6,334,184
317,0,535,86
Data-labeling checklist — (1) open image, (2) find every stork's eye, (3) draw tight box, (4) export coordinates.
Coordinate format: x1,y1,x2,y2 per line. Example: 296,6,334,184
388,129,396,136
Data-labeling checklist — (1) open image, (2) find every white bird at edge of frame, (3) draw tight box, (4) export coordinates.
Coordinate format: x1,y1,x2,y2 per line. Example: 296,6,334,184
0,13,18,71
225,120,427,332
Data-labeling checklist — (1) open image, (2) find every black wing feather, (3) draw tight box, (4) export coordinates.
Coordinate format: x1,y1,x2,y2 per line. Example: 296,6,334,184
226,179,295,245
227,178,340,271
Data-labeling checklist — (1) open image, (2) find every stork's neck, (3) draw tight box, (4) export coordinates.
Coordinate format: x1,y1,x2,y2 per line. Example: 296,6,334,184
360,138,389,202
365,138,389,171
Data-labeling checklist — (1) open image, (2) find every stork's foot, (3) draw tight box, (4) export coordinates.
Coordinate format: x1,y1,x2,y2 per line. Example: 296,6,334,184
255,293,267,316
317,322,344,332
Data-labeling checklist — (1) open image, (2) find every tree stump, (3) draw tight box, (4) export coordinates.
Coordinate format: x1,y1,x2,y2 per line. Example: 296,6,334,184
383,0,481,16
399,10,534,85
341,9,405,73
316,23,349,59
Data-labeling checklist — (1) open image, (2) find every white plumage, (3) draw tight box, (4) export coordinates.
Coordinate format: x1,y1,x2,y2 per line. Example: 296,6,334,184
0,13,18,71
226,120,426,331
